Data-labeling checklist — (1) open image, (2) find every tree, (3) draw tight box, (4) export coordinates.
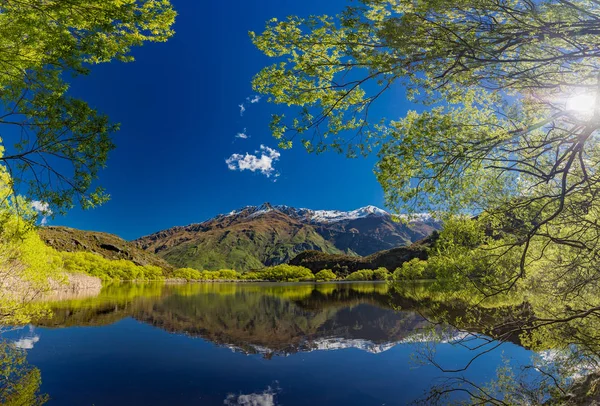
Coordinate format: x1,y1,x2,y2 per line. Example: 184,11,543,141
315,269,337,281
0,157,65,325
252,1,600,402
0,1,176,214
373,267,390,280
256,265,315,282
252,0,600,308
345,269,374,281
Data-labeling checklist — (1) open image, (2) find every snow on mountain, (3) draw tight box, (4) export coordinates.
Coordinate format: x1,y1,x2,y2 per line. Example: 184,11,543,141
307,205,389,223
224,338,399,356
309,337,398,354
396,212,435,223
399,330,470,344
218,203,433,224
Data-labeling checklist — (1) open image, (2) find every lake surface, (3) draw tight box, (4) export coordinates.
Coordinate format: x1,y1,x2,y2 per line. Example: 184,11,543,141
3,282,534,405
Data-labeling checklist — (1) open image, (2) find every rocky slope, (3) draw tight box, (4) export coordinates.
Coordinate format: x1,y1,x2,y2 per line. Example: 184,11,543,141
135,203,441,271
40,226,173,271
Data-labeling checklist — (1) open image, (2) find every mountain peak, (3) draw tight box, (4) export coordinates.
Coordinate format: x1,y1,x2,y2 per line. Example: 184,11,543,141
221,204,390,223
259,202,274,211
307,205,389,223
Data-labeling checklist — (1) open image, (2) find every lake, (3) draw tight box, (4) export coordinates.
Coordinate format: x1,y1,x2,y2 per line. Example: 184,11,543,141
3,282,534,405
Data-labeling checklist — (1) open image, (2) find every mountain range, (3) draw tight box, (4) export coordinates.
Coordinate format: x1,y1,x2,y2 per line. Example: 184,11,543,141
133,203,441,272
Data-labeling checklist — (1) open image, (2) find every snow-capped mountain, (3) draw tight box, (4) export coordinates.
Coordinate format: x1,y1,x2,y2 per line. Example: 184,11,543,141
221,203,434,224
222,203,391,223
286,205,391,223
135,203,441,272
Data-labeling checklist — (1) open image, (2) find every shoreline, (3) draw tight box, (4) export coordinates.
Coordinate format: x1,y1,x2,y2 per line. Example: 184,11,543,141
118,278,391,284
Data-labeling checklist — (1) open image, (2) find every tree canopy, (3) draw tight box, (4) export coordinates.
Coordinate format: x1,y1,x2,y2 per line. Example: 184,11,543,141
0,0,176,213
252,0,600,293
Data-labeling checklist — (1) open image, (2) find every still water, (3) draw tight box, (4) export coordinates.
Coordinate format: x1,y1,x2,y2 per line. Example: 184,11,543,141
5,282,533,405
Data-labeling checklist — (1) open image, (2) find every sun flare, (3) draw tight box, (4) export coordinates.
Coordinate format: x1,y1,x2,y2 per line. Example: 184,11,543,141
566,94,596,115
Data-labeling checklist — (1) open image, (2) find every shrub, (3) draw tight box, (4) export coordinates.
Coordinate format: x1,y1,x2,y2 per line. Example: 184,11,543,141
172,268,243,281
198,270,220,280
315,269,337,281
255,264,315,282
345,269,374,281
142,265,165,280
393,259,432,280
61,252,165,281
240,271,261,280
217,269,240,280
173,268,203,280
373,267,391,280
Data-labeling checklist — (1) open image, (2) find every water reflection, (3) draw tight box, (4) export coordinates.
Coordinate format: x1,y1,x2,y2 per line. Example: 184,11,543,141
223,384,280,406
2,282,545,405
0,338,47,405
35,282,435,357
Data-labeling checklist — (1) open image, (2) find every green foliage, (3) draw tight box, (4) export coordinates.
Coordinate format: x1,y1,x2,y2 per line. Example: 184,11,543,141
251,0,600,301
0,341,48,405
0,162,65,324
0,222,65,325
373,267,390,281
255,264,315,282
390,216,522,285
172,268,203,280
394,259,429,281
434,217,485,252
172,268,242,281
0,0,176,212
217,269,240,280
315,269,337,281
341,268,389,281
240,272,261,281
61,251,164,282
345,270,374,281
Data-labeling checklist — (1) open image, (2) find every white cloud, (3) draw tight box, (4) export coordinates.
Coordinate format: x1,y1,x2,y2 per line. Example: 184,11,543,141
235,128,249,139
14,334,40,350
226,145,281,178
239,103,246,116
247,95,261,104
31,201,52,225
31,200,50,213
224,386,279,406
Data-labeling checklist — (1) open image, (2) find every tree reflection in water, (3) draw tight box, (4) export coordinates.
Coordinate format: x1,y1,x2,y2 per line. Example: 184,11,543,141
388,281,600,405
0,337,47,405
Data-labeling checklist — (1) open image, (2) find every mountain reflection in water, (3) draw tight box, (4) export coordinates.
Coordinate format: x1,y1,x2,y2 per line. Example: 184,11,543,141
35,282,433,357
2,282,534,405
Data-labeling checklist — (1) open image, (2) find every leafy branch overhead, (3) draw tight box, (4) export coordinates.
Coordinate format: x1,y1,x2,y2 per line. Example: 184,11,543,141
0,0,176,213
252,0,600,295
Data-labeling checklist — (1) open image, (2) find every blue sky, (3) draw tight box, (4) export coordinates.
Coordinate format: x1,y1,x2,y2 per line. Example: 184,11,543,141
52,0,413,240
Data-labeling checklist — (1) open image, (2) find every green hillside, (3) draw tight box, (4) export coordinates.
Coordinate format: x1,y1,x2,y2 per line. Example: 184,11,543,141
154,213,346,271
